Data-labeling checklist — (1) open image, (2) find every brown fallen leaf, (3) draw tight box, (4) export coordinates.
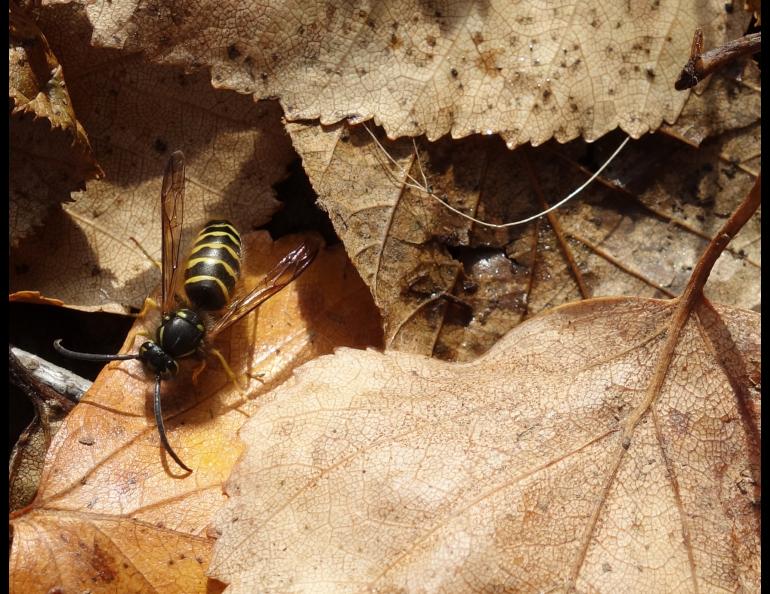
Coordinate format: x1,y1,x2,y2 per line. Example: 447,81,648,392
9,233,383,594
9,2,102,247
10,2,295,313
572,122,761,311
209,180,760,593
289,119,759,360
662,60,761,146
84,0,746,146
9,348,80,511
8,291,64,307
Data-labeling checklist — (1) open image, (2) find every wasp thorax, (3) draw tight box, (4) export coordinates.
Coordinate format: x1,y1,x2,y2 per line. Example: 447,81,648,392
156,308,205,359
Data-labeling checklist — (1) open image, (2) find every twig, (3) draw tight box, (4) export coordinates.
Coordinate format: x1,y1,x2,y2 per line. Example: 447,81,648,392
675,29,761,90
10,346,92,403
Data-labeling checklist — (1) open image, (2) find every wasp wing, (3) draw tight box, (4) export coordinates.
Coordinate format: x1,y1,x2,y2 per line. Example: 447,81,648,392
206,238,320,342
160,151,186,315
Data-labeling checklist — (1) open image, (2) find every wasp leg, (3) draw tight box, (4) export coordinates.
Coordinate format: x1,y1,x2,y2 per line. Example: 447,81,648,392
209,347,246,393
191,357,208,386
246,370,266,384
153,375,192,473
131,296,160,319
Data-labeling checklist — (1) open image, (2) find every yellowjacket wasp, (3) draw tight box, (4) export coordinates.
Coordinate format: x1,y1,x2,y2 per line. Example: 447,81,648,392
55,151,319,471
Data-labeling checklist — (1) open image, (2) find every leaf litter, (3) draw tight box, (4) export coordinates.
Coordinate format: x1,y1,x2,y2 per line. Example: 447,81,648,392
8,2,760,592
209,178,760,593
10,2,295,313
9,234,384,594
288,102,759,360
9,3,102,247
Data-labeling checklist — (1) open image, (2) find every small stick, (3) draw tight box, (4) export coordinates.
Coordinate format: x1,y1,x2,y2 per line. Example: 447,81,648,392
675,29,761,90
11,346,92,403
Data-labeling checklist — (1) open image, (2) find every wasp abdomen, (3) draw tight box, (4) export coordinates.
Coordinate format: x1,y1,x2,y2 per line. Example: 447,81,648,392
184,220,242,310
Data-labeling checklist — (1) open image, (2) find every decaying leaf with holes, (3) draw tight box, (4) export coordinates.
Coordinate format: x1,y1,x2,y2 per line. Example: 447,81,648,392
288,119,760,361
85,0,747,146
9,2,102,247
9,234,383,594
10,3,295,313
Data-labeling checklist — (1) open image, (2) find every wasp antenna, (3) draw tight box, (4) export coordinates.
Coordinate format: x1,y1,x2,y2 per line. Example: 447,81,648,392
153,375,192,473
53,339,142,362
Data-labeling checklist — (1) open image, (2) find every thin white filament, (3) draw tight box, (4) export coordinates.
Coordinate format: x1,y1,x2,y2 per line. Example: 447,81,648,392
362,123,631,229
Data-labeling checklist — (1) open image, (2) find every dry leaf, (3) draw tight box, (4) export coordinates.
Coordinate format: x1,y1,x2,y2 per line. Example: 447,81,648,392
288,121,760,360
9,3,103,246
84,0,746,146
9,348,79,511
8,291,64,307
210,294,760,593
744,0,760,24
576,122,761,311
10,2,295,312
662,60,761,146
8,2,97,155
9,233,383,593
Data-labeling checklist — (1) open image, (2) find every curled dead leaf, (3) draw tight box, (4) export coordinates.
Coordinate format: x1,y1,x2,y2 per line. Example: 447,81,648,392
9,233,383,593
8,291,65,307
9,3,103,247
9,348,81,511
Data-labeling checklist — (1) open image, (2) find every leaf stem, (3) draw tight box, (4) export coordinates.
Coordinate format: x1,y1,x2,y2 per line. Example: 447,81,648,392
622,173,760,442
680,172,761,302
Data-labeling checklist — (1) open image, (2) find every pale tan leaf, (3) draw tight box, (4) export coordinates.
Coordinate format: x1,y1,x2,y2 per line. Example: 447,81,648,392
288,120,759,360
9,2,294,312
210,295,760,593
84,0,747,146
9,233,383,594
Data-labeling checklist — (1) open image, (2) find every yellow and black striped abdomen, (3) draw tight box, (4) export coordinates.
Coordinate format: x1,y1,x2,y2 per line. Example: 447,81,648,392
184,220,242,311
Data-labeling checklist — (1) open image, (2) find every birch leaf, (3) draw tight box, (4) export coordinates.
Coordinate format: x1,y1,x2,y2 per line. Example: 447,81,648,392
85,0,747,146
